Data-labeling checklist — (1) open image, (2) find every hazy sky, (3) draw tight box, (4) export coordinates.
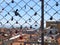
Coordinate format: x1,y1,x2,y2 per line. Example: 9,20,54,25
0,0,60,29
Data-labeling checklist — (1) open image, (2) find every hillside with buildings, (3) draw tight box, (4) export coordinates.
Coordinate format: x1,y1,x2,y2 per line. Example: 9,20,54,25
0,20,60,45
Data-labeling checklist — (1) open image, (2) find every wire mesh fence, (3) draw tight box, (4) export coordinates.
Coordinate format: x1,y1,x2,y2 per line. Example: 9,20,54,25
44,0,60,26
0,0,60,29
0,0,60,45
0,0,42,29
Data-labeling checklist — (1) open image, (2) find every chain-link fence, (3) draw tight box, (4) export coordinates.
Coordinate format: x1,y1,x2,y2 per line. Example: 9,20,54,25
44,0,60,26
0,0,60,45
0,0,42,29
0,0,60,29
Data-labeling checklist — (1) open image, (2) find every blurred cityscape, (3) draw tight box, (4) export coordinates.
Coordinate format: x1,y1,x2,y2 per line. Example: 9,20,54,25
0,20,60,45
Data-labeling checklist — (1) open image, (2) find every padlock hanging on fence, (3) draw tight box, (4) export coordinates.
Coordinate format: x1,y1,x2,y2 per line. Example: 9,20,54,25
0,22,2,25
6,21,9,23
11,0,14,3
56,2,59,6
30,7,33,10
30,25,32,29
8,12,10,15
11,17,13,21
50,16,53,20
13,9,22,18
35,24,37,27
2,8,4,10
25,21,27,23
34,12,37,16
20,25,22,29
24,5,26,9
29,18,31,22
16,21,18,24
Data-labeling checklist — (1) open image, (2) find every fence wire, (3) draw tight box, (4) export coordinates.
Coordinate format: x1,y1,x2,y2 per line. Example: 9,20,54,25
0,0,60,29
44,0,60,26
0,0,41,29
0,0,60,45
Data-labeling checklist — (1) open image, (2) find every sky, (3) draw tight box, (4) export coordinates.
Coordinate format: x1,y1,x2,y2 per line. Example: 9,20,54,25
0,0,60,29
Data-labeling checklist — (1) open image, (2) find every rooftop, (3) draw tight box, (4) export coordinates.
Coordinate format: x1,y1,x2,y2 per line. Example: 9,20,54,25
46,19,60,22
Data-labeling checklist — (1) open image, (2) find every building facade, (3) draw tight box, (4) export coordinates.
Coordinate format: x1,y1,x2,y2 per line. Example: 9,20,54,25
46,20,60,32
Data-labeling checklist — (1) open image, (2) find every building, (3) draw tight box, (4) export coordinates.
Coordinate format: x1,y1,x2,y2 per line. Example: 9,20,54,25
46,20,60,33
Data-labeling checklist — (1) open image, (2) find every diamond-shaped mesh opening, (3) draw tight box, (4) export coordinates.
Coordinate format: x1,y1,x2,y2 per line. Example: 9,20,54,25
0,0,60,44
44,0,60,27
0,0,60,29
